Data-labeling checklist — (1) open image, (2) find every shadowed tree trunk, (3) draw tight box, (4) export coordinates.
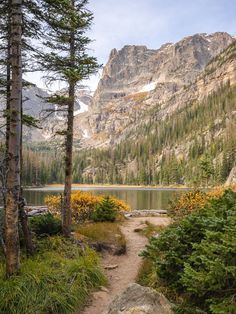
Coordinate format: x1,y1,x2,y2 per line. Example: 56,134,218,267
5,0,22,276
62,24,75,237
19,100,35,254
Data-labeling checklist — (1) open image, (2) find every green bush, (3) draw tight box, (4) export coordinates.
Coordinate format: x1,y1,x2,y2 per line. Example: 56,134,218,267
0,236,106,314
143,189,236,313
30,213,62,237
91,196,117,222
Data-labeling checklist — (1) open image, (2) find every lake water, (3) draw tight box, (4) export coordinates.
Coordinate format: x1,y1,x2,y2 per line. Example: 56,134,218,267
24,186,189,210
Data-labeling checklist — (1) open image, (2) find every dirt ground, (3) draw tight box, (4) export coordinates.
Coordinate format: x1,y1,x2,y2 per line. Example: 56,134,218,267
80,216,171,314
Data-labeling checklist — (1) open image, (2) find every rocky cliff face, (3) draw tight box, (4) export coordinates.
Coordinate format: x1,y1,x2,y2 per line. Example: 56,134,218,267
74,32,235,148
1,32,234,149
93,32,233,107
0,84,92,143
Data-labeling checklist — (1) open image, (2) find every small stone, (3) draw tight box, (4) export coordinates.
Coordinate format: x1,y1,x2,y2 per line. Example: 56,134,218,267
104,264,118,270
101,286,109,293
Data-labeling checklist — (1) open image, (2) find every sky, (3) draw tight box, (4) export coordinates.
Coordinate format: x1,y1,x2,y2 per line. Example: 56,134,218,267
25,0,236,92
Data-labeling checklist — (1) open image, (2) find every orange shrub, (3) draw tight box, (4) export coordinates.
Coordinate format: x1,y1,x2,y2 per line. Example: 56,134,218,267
207,184,236,199
169,190,208,219
45,191,130,222
170,185,236,220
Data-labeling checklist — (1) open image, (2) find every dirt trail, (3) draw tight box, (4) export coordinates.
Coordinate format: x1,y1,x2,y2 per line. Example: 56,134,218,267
81,216,171,314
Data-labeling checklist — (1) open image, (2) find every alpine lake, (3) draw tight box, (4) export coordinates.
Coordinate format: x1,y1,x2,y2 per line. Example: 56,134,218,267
24,186,190,210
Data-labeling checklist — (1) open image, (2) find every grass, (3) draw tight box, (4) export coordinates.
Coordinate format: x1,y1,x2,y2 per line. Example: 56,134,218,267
136,221,164,286
136,221,165,239
0,236,106,314
75,222,126,250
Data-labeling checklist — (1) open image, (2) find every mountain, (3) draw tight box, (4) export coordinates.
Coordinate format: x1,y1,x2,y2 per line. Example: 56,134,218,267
9,31,236,186
0,83,93,143
74,32,234,148
2,32,233,147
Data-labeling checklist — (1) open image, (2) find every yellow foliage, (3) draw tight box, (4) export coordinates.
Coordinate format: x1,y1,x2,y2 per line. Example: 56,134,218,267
207,184,236,199
170,185,236,219
109,196,130,212
45,191,130,222
169,190,208,219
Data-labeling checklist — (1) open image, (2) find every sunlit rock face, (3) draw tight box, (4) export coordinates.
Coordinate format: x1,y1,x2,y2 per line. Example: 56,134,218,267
1,32,234,147
75,32,235,148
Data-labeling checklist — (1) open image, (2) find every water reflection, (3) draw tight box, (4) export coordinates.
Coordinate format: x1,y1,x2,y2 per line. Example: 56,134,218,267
24,186,187,210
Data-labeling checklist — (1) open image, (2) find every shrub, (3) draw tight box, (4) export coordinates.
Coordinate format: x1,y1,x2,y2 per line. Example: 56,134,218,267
168,190,208,219
143,189,236,313
92,197,117,222
45,191,130,222
30,213,62,237
170,185,236,221
0,236,105,314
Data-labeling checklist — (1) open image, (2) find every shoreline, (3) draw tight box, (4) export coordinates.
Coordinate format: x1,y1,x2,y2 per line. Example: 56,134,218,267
24,183,192,191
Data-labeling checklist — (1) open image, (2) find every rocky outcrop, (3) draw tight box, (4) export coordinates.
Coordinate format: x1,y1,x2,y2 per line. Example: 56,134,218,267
73,32,235,148
106,283,173,314
1,32,234,149
226,167,236,185
0,84,92,143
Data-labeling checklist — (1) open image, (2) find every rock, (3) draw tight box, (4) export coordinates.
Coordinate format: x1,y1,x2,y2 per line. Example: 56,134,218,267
89,241,126,256
123,210,168,218
73,32,234,150
134,228,144,233
101,286,109,293
27,207,49,217
104,264,118,270
226,166,236,185
106,283,173,314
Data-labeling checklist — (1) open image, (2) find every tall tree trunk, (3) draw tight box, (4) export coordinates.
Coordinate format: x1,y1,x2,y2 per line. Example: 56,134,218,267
19,100,35,255
5,0,22,276
1,0,12,258
62,12,75,237
62,85,75,236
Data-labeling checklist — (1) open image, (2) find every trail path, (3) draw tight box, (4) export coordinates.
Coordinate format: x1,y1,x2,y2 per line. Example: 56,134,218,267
81,216,171,314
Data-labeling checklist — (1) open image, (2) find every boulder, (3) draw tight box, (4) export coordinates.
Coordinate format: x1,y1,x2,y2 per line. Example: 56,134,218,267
106,283,173,314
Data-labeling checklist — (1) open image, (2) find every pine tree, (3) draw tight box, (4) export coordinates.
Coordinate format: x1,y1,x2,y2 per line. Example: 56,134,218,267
40,0,99,236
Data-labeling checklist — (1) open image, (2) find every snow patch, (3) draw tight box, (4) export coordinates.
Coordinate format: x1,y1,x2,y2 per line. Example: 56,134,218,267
83,129,90,139
140,81,157,93
74,101,89,116
55,105,65,121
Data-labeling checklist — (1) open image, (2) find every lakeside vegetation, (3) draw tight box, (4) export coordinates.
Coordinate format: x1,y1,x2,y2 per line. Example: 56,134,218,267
0,235,106,313
0,190,128,313
138,187,236,313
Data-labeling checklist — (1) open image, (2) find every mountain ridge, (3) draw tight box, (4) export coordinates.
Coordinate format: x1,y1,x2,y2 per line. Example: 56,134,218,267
73,31,234,149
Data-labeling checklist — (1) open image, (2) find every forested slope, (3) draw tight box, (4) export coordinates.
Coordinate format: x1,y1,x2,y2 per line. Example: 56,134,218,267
22,40,236,187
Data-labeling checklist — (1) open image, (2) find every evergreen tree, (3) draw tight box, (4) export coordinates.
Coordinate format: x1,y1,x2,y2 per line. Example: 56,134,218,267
40,0,99,236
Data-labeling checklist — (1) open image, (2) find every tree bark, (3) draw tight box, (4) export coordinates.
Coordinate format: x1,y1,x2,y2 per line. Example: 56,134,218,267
62,84,75,236
62,4,75,237
18,88,35,254
19,195,35,255
5,0,22,276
